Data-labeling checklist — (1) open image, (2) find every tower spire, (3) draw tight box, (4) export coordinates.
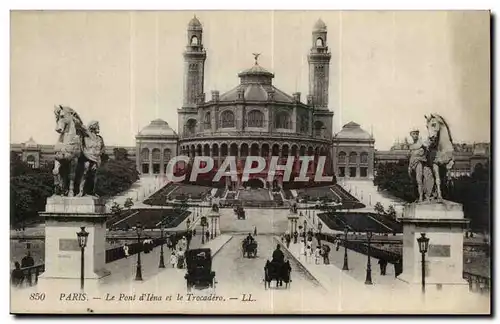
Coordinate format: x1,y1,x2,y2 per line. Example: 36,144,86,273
308,18,331,110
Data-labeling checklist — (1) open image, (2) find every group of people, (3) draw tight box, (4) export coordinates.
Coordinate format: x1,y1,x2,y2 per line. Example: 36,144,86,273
11,252,35,287
299,239,331,265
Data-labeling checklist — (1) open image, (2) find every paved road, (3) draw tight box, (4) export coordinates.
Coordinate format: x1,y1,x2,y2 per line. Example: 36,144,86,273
218,208,289,235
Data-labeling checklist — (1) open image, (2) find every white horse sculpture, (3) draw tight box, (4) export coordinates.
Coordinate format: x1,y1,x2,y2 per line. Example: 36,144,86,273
425,113,455,201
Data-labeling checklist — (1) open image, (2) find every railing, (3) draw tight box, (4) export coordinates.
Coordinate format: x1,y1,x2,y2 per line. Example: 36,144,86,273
181,131,331,142
224,199,286,208
463,272,490,294
10,264,45,288
319,233,490,294
11,230,193,288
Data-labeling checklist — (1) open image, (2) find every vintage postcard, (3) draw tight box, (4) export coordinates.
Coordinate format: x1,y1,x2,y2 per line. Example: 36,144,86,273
10,10,491,314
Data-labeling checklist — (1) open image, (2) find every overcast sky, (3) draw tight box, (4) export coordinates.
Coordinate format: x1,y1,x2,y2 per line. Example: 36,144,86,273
10,10,490,149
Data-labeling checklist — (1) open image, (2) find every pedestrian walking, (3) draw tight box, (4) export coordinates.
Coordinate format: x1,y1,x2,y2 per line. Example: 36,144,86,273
322,244,331,264
170,252,178,268
306,242,313,263
299,239,306,261
314,245,322,264
378,258,388,275
205,230,210,242
21,252,34,268
123,244,129,258
11,262,24,287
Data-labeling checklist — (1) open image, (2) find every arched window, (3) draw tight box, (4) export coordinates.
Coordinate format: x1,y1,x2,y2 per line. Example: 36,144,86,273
314,121,324,137
220,110,235,128
141,148,150,161
185,119,197,135
349,152,358,164
247,110,264,127
316,37,324,47
26,155,36,169
204,112,211,128
360,152,368,164
338,151,346,164
191,35,199,45
275,111,291,129
163,149,172,162
152,148,161,161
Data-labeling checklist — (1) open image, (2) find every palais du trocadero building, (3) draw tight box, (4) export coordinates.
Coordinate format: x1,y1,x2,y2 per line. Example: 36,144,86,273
28,16,497,181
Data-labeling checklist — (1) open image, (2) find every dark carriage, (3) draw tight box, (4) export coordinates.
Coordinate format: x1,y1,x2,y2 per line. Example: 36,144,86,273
234,206,246,220
264,260,292,289
184,248,216,292
241,240,258,258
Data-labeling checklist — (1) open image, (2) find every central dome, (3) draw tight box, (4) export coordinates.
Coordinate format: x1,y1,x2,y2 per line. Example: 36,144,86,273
218,62,294,103
137,119,178,137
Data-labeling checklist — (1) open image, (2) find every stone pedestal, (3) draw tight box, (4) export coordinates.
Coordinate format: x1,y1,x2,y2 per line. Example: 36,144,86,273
39,196,111,287
208,210,221,237
398,200,469,294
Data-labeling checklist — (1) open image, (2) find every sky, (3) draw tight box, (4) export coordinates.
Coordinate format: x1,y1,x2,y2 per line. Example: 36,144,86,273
10,10,490,150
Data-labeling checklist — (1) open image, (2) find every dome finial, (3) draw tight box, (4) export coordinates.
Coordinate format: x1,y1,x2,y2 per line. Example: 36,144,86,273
252,53,261,65
314,18,327,31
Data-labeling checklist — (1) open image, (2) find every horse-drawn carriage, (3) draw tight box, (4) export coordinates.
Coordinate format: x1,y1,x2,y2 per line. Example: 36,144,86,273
264,260,292,289
184,248,216,292
242,239,258,258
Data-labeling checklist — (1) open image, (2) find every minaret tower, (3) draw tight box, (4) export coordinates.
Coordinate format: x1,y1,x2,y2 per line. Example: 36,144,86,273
179,15,207,138
182,15,207,108
308,18,332,110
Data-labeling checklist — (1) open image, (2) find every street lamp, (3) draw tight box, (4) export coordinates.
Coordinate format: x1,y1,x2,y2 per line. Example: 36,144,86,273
158,218,165,269
342,226,349,271
365,231,373,285
135,222,143,281
76,227,89,291
201,217,207,244
417,233,430,293
303,220,307,248
210,217,214,240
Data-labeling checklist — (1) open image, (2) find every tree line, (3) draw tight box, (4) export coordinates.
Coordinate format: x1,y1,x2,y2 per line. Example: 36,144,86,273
10,148,139,227
373,160,490,231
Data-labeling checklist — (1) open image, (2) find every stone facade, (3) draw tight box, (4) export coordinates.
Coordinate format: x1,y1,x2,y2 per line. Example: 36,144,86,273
332,122,375,179
9,17,490,182
136,119,179,175
177,17,335,186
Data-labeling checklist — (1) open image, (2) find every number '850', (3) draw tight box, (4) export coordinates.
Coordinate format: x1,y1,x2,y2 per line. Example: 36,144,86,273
29,293,45,301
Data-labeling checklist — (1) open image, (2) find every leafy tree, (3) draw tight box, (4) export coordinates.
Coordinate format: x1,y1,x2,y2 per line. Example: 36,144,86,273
95,155,139,197
373,160,417,202
374,160,490,231
386,205,397,219
373,202,385,215
110,202,122,216
124,197,134,210
113,148,129,161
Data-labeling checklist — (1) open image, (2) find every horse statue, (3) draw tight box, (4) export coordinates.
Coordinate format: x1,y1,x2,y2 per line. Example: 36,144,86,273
423,113,455,201
52,105,105,197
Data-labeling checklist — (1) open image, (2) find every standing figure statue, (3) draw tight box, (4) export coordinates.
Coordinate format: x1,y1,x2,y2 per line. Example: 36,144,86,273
407,114,455,203
78,120,105,197
408,128,433,202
